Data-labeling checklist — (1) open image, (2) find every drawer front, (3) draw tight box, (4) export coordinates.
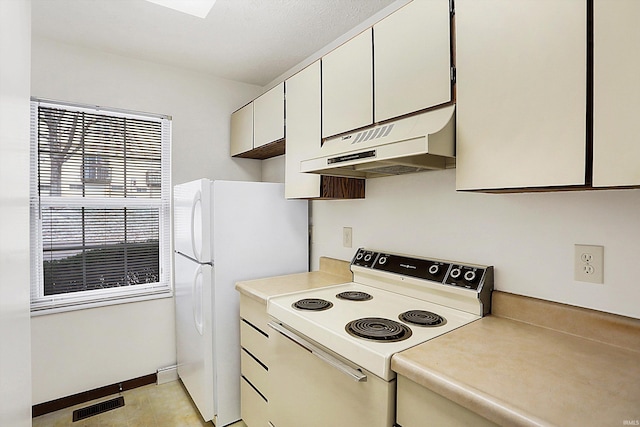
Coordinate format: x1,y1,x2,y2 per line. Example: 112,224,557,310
241,376,268,427
241,320,270,366
240,295,270,333
241,348,269,398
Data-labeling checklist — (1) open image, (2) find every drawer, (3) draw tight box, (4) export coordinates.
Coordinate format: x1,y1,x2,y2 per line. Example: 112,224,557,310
241,348,269,398
241,376,268,427
240,295,270,333
241,319,270,366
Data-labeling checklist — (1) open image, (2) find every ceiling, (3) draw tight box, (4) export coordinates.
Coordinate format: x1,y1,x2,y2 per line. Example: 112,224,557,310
31,0,399,87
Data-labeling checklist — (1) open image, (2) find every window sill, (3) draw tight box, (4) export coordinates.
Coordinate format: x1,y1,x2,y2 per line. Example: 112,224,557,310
30,289,173,317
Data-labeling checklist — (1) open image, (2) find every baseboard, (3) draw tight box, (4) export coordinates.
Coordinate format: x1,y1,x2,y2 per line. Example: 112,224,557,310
32,373,157,418
156,365,178,384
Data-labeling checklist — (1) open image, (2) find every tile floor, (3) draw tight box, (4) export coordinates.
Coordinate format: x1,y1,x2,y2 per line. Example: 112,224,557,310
32,380,247,427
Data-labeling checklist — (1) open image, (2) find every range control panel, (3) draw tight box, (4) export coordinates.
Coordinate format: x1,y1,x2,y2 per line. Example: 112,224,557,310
352,248,489,291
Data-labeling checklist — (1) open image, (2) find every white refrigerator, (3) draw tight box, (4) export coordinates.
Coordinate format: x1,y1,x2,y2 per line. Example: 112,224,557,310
173,179,308,426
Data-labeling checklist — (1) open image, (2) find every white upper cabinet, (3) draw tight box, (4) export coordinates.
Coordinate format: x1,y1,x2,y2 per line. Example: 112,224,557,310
374,0,452,122
285,61,322,199
254,82,285,149
230,83,285,158
455,0,587,190
285,61,366,200
321,2,452,139
230,102,253,156
593,0,640,187
322,29,374,138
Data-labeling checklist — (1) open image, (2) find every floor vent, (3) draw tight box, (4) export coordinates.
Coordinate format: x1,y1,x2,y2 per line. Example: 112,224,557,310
72,396,124,422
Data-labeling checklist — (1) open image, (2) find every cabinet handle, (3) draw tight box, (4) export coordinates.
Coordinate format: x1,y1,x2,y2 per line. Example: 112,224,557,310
268,321,367,382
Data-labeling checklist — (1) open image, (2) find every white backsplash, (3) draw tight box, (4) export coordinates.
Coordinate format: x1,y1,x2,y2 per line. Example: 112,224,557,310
309,169,640,319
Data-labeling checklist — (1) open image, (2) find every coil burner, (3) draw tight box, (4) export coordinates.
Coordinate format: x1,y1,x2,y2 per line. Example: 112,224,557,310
336,291,373,301
292,298,333,311
399,310,446,327
345,317,412,342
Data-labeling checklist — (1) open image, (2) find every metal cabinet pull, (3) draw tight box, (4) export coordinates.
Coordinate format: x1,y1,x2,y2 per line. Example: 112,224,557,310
268,321,367,382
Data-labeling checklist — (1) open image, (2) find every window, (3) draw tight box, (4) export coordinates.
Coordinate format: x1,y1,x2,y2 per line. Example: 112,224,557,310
30,99,172,313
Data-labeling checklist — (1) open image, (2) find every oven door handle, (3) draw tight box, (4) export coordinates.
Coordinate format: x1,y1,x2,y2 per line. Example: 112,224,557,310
268,321,368,382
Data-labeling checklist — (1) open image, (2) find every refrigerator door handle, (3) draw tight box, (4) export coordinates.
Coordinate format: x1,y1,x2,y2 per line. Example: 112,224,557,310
191,189,202,262
193,265,204,335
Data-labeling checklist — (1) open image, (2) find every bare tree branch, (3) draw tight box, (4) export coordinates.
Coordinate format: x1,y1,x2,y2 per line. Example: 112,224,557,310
62,116,98,163
39,108,117,196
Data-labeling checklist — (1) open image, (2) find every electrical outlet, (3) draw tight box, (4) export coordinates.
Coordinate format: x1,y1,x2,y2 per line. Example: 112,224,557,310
574,244,604,284
343,227,352,248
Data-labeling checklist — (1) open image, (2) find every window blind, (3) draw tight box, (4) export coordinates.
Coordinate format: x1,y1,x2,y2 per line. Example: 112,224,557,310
30,100,172,312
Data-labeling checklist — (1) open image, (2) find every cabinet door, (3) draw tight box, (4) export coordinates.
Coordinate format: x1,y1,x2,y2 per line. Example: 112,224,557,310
322,28,373,138
593,0,640,187
285,61,322,199
455,0,587,190
230,103,253,156
374,0,451,122
254,82,285,149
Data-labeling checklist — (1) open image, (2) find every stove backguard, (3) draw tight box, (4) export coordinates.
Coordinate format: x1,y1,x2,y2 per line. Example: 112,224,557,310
351,248,494,316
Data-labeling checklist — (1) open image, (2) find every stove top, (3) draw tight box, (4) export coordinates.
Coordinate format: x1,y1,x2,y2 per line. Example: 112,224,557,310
266,248,494,381
268,282,479,380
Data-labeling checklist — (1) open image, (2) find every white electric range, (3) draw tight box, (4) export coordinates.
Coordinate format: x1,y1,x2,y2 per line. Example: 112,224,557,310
266,248,494,427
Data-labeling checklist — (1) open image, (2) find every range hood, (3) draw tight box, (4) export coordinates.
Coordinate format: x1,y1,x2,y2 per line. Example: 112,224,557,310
301,105,456,179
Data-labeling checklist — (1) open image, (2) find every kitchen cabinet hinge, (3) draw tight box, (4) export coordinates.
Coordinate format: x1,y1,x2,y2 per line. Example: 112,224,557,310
450,66,456,84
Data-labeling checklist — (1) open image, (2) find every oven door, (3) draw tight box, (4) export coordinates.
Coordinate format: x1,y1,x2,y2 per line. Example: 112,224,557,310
267,321,395,427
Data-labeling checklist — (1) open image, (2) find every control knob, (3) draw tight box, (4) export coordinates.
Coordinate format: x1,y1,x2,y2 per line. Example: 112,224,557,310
464,270,477,282
378,256,387,265
356,252,364,260
428,264,440,275
450,268,462,279
364,253,373,262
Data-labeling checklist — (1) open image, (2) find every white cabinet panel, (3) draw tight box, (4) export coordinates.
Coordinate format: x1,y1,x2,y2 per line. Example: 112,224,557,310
239,295,270,427
241,350,268,397
455,0,587,190
240,378,267,427
254,82,285,149
230,103,253,156
240,320,271,367
593,0,640,187
374,0,452,122
285,61,322,199
239,293,270,332
322,29,373,138
397,376,498,427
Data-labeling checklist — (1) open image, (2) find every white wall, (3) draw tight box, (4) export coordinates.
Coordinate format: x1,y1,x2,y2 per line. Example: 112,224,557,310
0,0,32,425
310,170,640,319
30,37,263,404
32,37,263,186
262,155,285,183
31,299,174,403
